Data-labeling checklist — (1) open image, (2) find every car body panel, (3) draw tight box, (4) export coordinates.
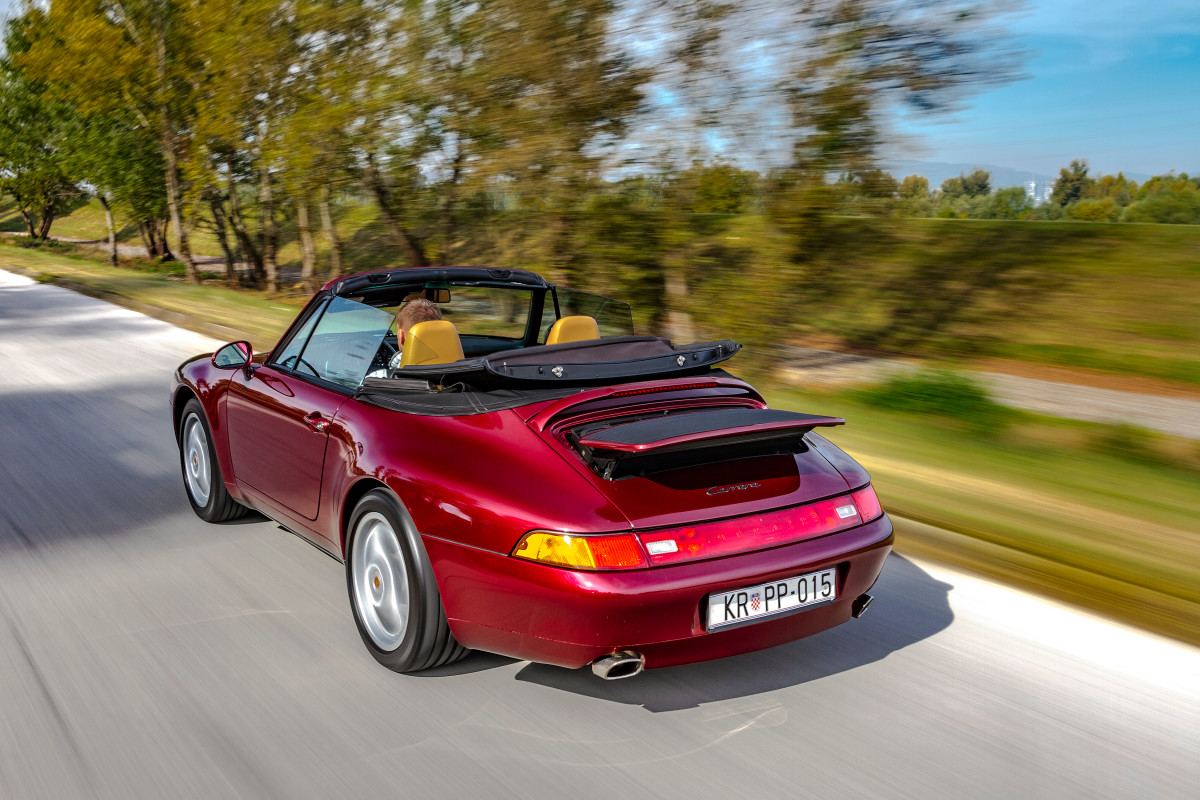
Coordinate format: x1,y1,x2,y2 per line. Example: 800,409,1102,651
227,366,346,520
427,515,892,668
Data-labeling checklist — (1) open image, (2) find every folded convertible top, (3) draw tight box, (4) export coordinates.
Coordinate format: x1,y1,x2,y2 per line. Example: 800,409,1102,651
390,336,740,389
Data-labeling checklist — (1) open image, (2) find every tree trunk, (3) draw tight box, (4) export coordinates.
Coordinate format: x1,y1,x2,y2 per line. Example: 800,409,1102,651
156,24,198,283
319,183,343,280
296,191,318,292
207,189,238,286
365,153,428,268
664,270,695,343
137,220,153,258
258,158,279,292
13,191,37,238
157,218,175,261
19,208,37,239
35,209,54,241
98,193,119,266
438,152,463,266
225,165,264,282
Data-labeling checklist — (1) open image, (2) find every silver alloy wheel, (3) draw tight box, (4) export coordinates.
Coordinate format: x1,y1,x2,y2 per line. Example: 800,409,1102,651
351,511,410,652
183,413,211,507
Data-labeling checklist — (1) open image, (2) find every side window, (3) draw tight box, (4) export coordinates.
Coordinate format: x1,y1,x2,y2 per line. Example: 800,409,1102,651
273,298,327,370
293,296,395,390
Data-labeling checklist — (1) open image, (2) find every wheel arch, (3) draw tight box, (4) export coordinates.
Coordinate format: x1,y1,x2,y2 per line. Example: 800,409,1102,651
339,477,395,558
172,385,200,443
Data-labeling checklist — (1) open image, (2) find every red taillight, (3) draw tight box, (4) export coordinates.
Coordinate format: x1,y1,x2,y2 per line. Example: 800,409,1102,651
587,535,647,569
610,382,718,398
637,489,881,566
852,485,883,522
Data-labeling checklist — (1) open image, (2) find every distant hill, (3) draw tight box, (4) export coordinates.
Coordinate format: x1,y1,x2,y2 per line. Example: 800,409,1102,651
883,161,1155,190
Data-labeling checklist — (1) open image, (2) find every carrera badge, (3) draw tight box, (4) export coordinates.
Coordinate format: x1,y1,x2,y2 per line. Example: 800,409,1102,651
705,481,763,496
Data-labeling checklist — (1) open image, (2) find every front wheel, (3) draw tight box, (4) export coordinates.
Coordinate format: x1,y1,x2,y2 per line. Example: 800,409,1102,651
346,489,468,672
179,398,249,523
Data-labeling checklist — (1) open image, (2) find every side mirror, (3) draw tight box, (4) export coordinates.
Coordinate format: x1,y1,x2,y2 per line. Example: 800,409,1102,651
212,341,252,370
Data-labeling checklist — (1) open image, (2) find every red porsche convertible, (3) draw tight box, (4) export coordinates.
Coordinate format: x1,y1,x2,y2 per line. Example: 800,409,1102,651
173,267,892,679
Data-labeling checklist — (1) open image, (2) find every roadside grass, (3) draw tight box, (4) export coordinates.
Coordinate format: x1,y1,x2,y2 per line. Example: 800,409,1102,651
0,239,299,348
764,385,1200,645
918,219,1200,389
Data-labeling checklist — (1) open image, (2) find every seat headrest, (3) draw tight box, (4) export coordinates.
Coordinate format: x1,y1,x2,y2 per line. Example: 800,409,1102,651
399,320,464,367
546,315,600,346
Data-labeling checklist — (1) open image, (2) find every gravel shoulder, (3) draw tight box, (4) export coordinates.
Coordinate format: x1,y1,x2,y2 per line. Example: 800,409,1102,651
781,346,1200,440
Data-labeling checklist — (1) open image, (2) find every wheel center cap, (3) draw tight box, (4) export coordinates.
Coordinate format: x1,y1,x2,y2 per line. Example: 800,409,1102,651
367,565,384,603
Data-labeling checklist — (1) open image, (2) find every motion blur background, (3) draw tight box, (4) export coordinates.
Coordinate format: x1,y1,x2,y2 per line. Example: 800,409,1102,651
0,0,1196,669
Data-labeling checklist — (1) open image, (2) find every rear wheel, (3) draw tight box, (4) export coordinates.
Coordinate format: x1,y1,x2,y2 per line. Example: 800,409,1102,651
179,398,249,523
346,489,468,672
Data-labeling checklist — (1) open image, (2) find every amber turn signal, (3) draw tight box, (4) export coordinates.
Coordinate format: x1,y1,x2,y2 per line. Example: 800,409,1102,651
512,531,648,570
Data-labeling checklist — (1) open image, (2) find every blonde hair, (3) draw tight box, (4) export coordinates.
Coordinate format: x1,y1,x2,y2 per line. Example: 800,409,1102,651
397,298,442,332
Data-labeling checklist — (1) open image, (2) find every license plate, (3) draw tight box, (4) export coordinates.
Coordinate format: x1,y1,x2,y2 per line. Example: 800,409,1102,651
707,568,837,629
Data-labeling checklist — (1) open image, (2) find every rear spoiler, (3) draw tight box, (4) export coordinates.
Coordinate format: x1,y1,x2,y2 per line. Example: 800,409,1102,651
569,407,844,480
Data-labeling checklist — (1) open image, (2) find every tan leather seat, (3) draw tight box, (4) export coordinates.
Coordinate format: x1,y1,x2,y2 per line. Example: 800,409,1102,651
546,315,600,345
399,320,465,367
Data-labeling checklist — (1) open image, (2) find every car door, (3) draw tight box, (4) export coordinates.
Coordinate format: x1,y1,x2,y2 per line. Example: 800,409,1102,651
226,295,394,520
227,367,346,520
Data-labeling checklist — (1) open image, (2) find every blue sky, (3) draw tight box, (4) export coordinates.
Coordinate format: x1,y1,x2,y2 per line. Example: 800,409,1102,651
895,0,1200,177
3,0,1195,178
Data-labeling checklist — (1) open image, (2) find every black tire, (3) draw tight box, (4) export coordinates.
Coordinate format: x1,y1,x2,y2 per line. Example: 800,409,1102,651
345,489,468,673
178,397,249,523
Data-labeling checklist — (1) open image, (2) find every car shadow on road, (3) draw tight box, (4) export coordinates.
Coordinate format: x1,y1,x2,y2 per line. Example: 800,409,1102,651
512,553,954,712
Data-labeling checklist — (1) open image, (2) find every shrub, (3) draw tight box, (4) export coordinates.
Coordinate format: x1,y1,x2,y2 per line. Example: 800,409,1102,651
852,369,1012,433
1123,190,1200,224
1088,423,1170,466
1065,198,1120,222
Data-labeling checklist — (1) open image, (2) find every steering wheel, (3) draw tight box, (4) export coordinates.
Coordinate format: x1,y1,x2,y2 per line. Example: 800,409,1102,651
279,354,320,377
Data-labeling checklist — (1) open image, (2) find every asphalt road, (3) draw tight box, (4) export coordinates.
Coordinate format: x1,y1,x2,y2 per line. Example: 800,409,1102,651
1,268,1197,800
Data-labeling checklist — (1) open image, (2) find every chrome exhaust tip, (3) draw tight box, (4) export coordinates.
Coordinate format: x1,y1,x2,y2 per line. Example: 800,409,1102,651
852,593,874,618
591,650,645,680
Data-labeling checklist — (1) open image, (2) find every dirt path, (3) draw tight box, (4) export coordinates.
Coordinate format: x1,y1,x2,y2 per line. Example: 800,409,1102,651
780,346,1200,440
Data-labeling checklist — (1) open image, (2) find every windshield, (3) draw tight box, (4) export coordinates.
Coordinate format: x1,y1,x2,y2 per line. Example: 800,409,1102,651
278,296,394,390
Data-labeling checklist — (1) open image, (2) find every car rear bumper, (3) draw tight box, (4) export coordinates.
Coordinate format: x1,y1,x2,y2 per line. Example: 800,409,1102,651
424,514,893,670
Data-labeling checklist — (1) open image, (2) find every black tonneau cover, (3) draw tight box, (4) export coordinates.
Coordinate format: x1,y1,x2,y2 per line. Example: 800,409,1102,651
390,336,739,388
569,408,845,480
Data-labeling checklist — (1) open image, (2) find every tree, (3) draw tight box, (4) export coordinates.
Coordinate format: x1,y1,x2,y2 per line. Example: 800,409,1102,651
899,174,930,199
786,1,1023,178
941,169,991,199
672,162,760,214
20,1,203,280
366,0,644,280
1050,159,1094,206
0,15,81,242
977,186,1030,219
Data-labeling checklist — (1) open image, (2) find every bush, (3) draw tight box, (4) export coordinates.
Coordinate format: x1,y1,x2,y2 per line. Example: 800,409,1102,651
1066,197,1121,222
852,369,1012,432
1123,190,1200,224
1088,423,1170,466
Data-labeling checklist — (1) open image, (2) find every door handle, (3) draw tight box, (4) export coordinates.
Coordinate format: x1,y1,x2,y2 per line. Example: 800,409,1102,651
304,411,331,433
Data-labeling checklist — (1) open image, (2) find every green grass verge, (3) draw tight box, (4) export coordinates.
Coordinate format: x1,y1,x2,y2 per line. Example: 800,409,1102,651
0,240,299,348
765,386,1200,645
